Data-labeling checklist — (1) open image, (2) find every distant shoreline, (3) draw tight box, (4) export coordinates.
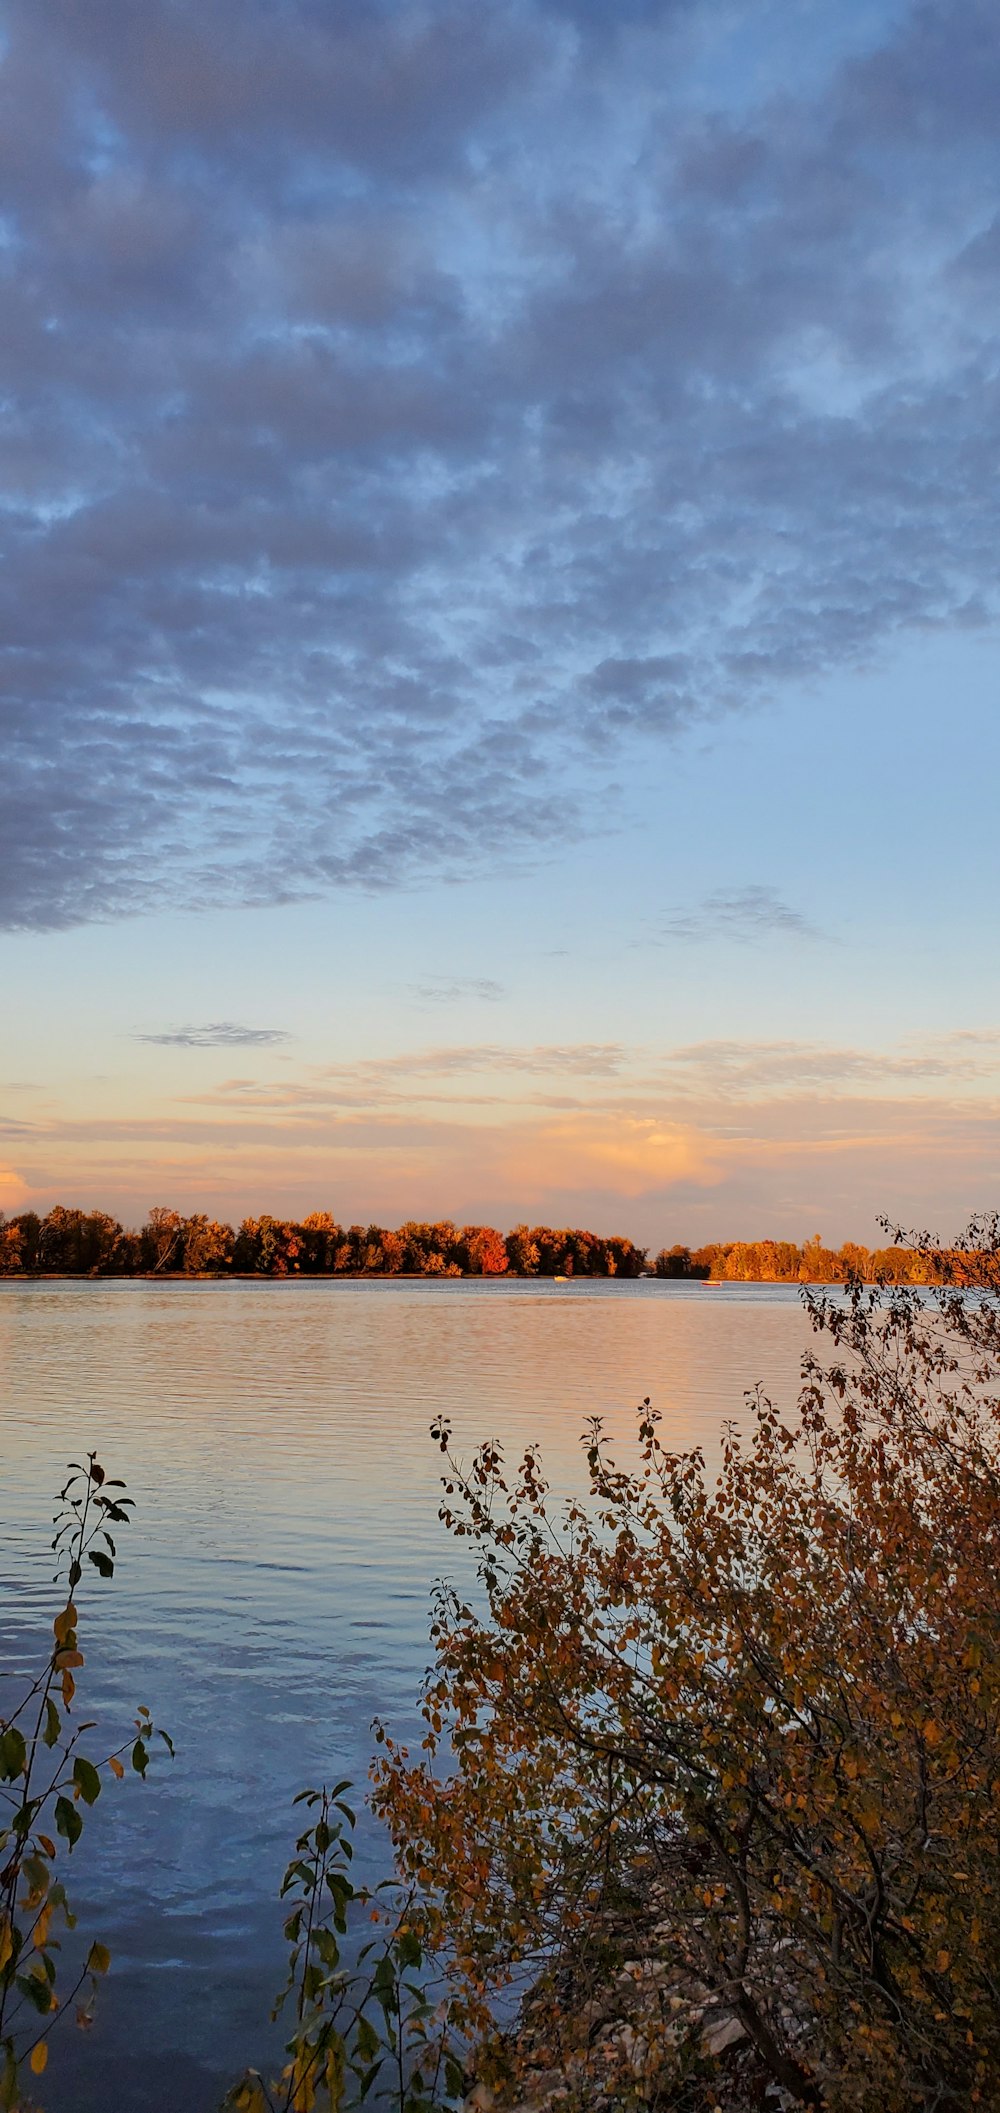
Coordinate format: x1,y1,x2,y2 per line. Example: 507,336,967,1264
0,1269,938,1290
0,1206,969,1288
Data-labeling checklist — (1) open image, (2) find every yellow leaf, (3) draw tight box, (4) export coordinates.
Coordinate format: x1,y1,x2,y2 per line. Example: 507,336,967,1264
0,1917,12,1973
231,2080,269,2113
86,1941,111,1975
108,1755,125,1781
30,2042,48,2075
325,2038,346,2109
53,1604,78,1646
924,1719,942,1746
937,1950,951,1972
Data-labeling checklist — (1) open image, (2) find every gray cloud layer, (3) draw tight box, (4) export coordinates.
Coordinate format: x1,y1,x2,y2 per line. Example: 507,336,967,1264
136,1022,291,1048
658,887,824,943
2,0,998,929
408,976,506,1005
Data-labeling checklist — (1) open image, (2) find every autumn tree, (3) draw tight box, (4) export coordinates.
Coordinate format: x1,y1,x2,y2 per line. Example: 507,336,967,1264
233,1216,303,1275
373,1221,1000,2110
799,1235,844,1284
36,1207,127,1275
298,1213,344,1273
0,1217,24,1275
181,1215,235,1275
504,1227,540,1275
396,1223,460,1275
5,1213,40,1270
455,1227,509,1277
654,1243,710,1279
140,1206,185,1272
603,1234,647,1278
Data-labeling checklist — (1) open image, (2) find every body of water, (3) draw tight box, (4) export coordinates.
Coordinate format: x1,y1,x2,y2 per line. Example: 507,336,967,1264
0,1277,815,2109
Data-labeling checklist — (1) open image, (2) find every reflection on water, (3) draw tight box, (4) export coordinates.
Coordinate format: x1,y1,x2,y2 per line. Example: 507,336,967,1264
0,1278,811,2111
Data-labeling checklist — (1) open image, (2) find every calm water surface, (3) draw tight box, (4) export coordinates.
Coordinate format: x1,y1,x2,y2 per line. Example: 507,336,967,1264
0,1278,814,2110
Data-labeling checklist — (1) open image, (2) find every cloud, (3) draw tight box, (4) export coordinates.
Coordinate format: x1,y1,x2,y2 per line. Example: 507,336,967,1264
408,976,506,1005
4,1018,1000,1237
1,0,999,928
135,1022,292,1049
166,1029,1000,1116
6,1064,1000,1245
503,1115,715,1198
355,1043,627,1079
656,1032,1000,1100
0,1165,30,1210
657,887,824,943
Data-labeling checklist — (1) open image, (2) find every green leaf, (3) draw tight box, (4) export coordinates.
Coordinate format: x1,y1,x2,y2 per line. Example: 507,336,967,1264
0,1727,26,1782
373,1955,398,2016
15,1970,53,2014
72,1756,102,1806
445,2055,467,2098
88,1550,114,1579
355,2014,380,2065
55,1794,83,1848
314,1929,341,1971
22,1854,49,1897
43,1700,61,1749
131,1739,148,1778
2,2041,20,2113
396,1929,422,1970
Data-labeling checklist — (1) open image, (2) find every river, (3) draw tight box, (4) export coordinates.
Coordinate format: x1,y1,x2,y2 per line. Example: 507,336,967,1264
0,1277,815,2110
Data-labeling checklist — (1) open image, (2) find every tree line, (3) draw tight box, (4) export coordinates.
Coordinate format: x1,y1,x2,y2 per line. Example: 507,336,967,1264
0,1207,646,1279
656,1235,945,1283
0,1207,967,1282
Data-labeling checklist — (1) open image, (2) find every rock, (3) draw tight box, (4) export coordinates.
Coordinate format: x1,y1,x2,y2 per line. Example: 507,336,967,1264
701,2013,748,2059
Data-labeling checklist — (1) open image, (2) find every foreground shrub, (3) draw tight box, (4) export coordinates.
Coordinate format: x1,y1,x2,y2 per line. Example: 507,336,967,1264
373,1221,1000,2109
1,1464,462,2113
225,1786,465,2113
0,1457,172,2109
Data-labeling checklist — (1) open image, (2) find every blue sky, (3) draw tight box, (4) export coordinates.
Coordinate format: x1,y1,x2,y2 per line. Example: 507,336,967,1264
1,0,998,1243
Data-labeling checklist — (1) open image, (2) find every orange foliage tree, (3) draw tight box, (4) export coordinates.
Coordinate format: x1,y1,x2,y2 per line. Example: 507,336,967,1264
373,1222,1000,2109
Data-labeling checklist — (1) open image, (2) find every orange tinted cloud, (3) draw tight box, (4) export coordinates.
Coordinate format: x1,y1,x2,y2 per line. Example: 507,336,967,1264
0,1165,29,1210
3,1030,1000,1240
502,1115,717,1199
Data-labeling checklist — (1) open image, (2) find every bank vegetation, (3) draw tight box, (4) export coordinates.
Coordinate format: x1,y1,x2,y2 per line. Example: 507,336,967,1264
0,1207,974,1285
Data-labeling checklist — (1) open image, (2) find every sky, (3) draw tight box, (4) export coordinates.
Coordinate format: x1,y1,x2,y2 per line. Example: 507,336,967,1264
1,0,998,1247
